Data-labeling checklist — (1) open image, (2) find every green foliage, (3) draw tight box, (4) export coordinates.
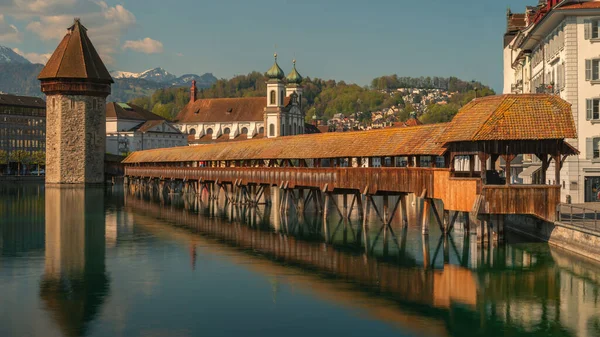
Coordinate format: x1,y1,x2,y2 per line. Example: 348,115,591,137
9,150,31,164
0,150,7,165
420,104,460,124
30,151,45,166
9,150,31,175
370,75,492,94
129,72,495,123
419,88,495,124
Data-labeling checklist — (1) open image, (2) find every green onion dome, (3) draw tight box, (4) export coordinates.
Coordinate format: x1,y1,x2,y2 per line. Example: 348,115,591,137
266,53,285,80
286,59,303,84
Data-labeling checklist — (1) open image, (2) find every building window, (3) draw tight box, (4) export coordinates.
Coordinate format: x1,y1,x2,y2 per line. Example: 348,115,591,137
241,127,248,134
587,98,600,120
585,19,600,40
189,128,196,135
223,127,230,134
280,90,284,105
269,124,275,136
259,127,264,135
587,137,600,159
586,59,600,81
206,128,213,135
270,91,276,105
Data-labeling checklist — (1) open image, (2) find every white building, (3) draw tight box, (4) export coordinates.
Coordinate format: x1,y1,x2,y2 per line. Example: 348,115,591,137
105,102,187,156
174,55,306,144
504,0,600,202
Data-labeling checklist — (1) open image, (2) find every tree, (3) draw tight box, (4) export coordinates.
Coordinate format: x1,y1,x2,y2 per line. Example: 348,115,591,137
420,104,460,124
30,151,45,175
9,150,31,175
0,150,7,175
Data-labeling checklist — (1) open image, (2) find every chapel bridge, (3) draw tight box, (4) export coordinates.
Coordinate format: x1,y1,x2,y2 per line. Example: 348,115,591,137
124,94,578,240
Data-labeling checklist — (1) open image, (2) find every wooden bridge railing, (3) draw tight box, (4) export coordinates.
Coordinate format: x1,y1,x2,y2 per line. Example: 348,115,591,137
125,166,441,196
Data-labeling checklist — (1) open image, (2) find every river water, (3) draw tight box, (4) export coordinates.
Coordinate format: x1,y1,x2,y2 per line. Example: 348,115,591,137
1,183,599,337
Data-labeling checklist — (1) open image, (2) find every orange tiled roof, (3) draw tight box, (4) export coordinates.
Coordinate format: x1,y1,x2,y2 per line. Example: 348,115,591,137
38,19,113,83
559,2,600,10
123,123,448,163
440,94,576,143
176,97,266,123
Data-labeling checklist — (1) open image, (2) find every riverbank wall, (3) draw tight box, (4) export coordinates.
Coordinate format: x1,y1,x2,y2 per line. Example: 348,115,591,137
505,215,600,263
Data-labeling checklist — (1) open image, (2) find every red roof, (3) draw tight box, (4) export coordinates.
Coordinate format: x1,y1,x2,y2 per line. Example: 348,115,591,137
559,1,600,10
38,19,112,83
176,97,266,123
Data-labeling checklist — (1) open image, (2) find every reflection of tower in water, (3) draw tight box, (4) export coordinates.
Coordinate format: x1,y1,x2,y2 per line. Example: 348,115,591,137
40,187,109,337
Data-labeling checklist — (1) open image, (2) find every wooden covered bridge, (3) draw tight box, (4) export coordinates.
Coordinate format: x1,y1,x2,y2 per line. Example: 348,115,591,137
123,94,577,243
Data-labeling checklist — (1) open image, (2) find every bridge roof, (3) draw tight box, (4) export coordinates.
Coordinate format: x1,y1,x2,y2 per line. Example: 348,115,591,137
441,94,576,143
123,123,448,163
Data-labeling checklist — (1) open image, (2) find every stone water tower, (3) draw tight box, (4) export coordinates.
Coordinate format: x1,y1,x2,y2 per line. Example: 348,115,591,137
39,18,113,185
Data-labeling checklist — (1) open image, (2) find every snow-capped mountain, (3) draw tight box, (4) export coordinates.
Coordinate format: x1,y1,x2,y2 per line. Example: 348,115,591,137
0,46,31,64
110,67,177,83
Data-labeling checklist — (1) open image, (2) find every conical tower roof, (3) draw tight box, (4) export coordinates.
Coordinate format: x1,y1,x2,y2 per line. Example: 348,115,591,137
39,19,113,83
266,53,285,80
286,60,303,85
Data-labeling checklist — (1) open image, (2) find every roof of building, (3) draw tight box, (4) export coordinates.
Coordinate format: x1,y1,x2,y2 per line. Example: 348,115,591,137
286,60,303,84
266,54,285,80
123,123,448,163
440,94,577,143
558,1,600,10
132,120,167,133
106,102,165,121
176,97,266,123
38,19,113,83
0,93,45,108
507,13,526,31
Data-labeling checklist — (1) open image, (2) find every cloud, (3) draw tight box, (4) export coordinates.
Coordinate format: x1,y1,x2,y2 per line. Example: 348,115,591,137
176,52,184,57
1,1,137,65
123,38,164,54
12,47,51,64
0,14,22,43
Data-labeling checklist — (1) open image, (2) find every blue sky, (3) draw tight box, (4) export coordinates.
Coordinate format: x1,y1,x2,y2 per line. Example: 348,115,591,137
0,0,530,92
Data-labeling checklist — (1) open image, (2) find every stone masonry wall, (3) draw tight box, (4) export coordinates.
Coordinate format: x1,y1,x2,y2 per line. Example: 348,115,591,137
46,94,106,184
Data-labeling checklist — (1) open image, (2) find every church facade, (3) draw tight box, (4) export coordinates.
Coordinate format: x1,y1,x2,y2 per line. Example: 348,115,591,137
174,55,307,144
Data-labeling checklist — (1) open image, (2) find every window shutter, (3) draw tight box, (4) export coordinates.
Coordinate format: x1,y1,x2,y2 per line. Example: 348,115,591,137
585,19,591,40
587,138,594,160
586,60,592,81
587,99,593,120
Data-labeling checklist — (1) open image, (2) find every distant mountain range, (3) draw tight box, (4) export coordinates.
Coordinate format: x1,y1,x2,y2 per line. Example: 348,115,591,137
0,45,217,102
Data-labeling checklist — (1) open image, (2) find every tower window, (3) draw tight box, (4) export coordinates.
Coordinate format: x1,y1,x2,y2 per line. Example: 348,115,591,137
269,124,275,136
241,127,248,134
259,127,264,135
223,127,230,134
270,90,276,105
280,90,284,105
206,128,213,135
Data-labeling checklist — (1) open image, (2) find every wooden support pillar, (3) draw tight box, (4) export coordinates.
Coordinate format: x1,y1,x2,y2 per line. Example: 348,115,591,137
323,193,330,241
443,210,450,234
415,155,421,168
421,198,430,235
400,194,408,227
463,211,471,234
537,153,550,185
553,153,561,185
469,155,475,177
479,152,489,184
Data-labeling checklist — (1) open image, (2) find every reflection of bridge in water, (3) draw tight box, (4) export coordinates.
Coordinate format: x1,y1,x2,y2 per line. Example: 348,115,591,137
126,189,582,337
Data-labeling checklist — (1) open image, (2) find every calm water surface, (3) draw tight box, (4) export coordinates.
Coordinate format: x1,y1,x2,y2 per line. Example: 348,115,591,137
1,183,600,337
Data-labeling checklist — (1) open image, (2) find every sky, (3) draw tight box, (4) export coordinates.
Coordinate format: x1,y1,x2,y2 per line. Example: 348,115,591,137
0,0,531,92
